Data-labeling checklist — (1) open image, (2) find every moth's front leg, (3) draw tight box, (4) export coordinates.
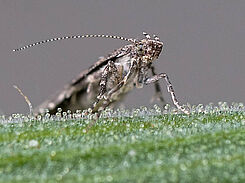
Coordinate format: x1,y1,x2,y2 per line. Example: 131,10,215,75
150,66,166,106
144,73,189,114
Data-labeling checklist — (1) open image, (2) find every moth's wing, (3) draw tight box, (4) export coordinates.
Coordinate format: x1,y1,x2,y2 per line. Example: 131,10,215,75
70,45,131,86
34,45,132,115
33,79,87,115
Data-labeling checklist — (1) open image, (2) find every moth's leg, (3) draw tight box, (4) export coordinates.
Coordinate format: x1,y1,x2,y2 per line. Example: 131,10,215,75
144,73,189,114
105,60,137,100
98,61,120,98
150,66,166,105
86,61,120,132
91,60,120,112
91,81,125,113
92,60,137,112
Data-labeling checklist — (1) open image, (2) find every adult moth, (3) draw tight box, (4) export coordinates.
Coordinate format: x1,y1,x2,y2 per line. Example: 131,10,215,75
13,32,189,115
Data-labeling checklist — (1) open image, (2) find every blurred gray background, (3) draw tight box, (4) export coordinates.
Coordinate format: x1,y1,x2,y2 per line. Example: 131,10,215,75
0,0,245,115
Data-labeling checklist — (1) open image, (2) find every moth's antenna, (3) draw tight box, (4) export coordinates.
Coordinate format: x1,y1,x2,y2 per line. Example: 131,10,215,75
13,34,136,52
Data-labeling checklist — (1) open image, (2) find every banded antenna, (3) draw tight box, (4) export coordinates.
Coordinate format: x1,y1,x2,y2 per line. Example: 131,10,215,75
13,34,136,52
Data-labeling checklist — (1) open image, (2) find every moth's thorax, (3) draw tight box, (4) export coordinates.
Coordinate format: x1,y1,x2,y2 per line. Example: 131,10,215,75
134,39,163,63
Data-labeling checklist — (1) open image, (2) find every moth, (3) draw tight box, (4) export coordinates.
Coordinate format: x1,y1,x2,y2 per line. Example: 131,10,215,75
13,32,189,115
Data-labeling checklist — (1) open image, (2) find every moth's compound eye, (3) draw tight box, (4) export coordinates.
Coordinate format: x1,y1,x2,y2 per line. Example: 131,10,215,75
138,44,143,50
137,44,144,54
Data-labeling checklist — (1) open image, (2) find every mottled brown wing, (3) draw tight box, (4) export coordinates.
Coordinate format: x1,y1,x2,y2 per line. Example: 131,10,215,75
70,45,131,85
34,44,132,115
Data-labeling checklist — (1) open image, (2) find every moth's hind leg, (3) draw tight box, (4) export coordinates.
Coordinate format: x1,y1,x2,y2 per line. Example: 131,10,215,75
144,73,189,114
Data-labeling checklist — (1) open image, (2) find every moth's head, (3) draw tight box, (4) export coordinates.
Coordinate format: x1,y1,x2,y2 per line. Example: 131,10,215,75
135,32,164,62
